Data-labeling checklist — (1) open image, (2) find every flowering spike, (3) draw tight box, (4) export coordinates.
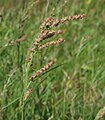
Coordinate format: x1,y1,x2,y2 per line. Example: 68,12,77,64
39,38,64,50
30,60,55,81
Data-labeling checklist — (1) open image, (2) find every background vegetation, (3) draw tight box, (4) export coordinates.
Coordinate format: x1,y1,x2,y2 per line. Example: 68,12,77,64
0,0,105,120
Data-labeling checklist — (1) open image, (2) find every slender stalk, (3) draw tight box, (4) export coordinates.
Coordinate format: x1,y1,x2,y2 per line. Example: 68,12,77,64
21,52,35,120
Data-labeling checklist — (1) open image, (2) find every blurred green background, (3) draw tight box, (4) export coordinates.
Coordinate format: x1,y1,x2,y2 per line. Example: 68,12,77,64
0,0,105,120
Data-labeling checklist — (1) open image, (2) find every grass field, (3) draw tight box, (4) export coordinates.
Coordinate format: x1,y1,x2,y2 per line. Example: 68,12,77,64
0,0,105,120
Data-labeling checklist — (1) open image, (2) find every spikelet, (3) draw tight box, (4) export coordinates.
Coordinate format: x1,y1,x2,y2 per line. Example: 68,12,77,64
68,14,85,20
35,30,49,43
45,30,56,39
61,14,86,23
52,18,61,27
61,17,68,23
23,88,32,101
35,30,56,43
57,30,63,34
95,106,105,120
40,17,53,30
16,34,27,42
39,38,64,50
26,52,33,62
30,60,55,81
52,14,85,27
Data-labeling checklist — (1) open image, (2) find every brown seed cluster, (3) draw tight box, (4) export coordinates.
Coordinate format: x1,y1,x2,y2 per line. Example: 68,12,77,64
30,60,55,81
35,30,56,43
26,29,63,62
57,30,63,34
32,29,63,50
52,18,61,27
39,14,85,31
23,88,32,101
52,14,85,27
40,17,53,30
26,14,85,63
39,38,64,50
69,14,85,20
27,29,62,54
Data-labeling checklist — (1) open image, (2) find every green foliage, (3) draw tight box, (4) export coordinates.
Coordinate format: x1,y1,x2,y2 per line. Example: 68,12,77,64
0,0,105,120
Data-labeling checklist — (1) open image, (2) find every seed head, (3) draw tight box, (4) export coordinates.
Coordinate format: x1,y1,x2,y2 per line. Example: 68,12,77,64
39,38,64,50
35,30,56,43
68,14,85,20
30,60,55,81
23,88,32,101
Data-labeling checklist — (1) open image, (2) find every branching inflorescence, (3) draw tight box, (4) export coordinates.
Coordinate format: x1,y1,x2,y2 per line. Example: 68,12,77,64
24,13,85,101
26,13,85,79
